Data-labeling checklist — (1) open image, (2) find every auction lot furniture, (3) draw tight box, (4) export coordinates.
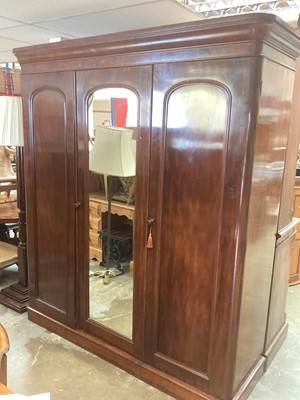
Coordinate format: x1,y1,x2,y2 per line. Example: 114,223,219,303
15,14,300,400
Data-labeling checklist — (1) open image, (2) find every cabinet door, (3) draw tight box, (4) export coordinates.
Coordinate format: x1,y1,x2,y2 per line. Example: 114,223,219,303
145,58,260,396
22,72,76,326
76,65,152,358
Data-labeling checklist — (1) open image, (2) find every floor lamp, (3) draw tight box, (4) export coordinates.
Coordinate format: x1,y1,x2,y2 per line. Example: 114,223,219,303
0,94,28,312
89,125,135,284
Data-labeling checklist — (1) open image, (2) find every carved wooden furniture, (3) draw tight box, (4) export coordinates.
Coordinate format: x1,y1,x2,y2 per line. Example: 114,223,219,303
289,177,300,285
89,193,134,261
15,14,300,400
100,224,133,272
0,186,18,277
0,147,28,313
0,146,18,244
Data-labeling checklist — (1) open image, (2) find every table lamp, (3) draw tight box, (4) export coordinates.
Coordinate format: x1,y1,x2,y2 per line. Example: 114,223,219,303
89,125,135,284
0,95,23,146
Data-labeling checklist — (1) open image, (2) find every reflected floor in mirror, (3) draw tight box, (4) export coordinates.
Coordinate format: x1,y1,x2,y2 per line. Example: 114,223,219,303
89,260,133,339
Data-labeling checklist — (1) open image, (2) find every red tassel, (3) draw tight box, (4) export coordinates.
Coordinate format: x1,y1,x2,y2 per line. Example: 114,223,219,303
146,228,153,249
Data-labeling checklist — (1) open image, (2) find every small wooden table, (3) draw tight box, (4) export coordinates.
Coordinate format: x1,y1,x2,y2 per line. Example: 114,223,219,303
0,241,18,270
0,201,18,224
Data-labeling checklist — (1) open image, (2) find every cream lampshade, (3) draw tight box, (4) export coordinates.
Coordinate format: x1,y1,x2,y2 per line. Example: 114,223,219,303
0,95,24,146
89,125,135,177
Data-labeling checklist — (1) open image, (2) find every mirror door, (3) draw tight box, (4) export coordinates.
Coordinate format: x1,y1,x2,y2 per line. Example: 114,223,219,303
76,66,152,357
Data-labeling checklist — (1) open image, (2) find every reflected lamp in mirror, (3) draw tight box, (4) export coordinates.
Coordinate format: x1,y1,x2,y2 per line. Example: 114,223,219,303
89,125,135,178
89,125,136,284
0,95,24,147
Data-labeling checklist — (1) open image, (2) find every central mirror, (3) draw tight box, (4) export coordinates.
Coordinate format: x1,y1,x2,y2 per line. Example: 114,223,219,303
87,87,137,340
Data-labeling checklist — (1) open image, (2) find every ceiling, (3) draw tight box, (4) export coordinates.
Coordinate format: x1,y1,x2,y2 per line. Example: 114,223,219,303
0,0,201,63
181,0,300,23
0,0,299,64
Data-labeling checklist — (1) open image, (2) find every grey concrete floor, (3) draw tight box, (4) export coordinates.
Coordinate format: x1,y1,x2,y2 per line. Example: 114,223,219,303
248,283,300,400
0,265,299,400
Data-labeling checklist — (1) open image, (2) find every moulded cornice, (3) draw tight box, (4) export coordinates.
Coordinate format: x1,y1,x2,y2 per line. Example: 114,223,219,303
14,13,300,65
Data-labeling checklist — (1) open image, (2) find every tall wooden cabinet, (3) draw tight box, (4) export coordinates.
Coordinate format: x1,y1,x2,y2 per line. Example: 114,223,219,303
15,14,300,400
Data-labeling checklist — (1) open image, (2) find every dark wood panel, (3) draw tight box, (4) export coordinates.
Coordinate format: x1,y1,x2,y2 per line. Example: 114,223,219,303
157,83,229,374
22,72,76,325
33,90,68,306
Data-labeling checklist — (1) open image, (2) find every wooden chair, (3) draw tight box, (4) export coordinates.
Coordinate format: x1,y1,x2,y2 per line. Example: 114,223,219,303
0,324,13,394
0,323,9,385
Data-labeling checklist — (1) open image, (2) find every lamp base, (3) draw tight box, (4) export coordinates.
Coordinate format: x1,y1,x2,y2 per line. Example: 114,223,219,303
93,268,124,284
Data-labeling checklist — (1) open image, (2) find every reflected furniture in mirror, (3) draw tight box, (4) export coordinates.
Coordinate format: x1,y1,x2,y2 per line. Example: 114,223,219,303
0,146,18,245
89,125,135,283
0,147,18,279
15,14,300,400
87,90,136,336
89,193,134,262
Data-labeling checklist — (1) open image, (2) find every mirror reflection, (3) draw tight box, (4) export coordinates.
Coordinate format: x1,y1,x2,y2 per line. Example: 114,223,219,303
88,88,137,339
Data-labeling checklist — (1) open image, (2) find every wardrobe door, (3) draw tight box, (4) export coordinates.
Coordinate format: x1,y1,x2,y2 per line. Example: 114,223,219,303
22,72,76,326
76,65,152,358
145,58,260,396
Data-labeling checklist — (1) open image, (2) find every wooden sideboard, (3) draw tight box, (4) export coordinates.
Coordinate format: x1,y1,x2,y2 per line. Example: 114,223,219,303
289,178,300,285
89,193,134,261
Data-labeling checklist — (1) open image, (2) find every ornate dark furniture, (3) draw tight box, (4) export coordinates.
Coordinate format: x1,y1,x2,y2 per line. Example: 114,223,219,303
100,225,133,273
0,148,28,313
14,14,300,400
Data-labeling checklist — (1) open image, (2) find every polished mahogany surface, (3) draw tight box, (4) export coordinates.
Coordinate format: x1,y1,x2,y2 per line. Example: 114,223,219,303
15,13,300,400
22,72,76,326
